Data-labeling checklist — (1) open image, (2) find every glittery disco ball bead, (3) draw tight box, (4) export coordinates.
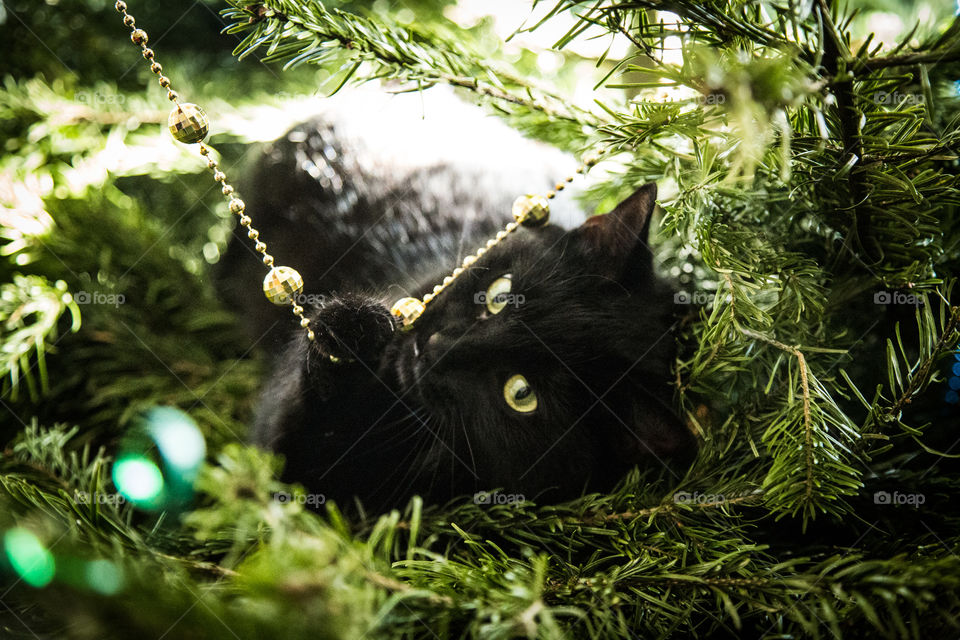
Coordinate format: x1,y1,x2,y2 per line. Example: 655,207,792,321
262,266,304,306
168,103,209,144
391,297,425,328
512,194,550,227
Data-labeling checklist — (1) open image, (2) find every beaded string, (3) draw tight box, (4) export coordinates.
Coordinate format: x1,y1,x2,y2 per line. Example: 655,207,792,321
114,1,315,341
389,149,606,328
114,1,605,339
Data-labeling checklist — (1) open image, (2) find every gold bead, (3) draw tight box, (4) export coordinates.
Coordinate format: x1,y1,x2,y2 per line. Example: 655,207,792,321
565,176,574,183
452,267,464,277
292,305,303,315
255,241,266,252
423,293,434,303
575,167,584,174
206,157,218,169
390,297,425,328
229,198,245,214
167,90,179,102
512,194,550,227
505,222,519,232
158,76,171,89
475,247,486,257
555,183,565,191
198,144,210,156
263,255,274,267
432,285,443,295
142,48,154,60
213,171,226,183
247,229,259,240
441,276,452,286
123,14,135,27
307,330,315,341
222,185,234,196
546,191,556,199
463,255,477,267
168,103,208,144
262,266,303,305
300,318,310,328
150,62,162,74
115,1,127,11
583,153,600,166
130,29,147,45
239,216,252,226
496,230,508,240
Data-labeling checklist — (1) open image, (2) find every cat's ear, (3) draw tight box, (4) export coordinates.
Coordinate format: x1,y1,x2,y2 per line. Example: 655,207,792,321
570,182,658,284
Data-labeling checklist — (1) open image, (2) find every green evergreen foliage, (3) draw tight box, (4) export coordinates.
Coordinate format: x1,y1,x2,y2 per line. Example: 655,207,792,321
2,0,960,637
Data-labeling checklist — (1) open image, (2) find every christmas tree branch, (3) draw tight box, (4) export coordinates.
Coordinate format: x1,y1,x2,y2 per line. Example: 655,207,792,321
738,327,815,502
222,1,600,129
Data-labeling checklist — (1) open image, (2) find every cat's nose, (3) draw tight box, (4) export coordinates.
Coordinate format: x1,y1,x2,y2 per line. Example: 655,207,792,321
424,331,451,358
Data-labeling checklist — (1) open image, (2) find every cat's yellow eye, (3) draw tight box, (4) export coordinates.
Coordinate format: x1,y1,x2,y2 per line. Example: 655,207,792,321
484,275,513,315
503,374,537,413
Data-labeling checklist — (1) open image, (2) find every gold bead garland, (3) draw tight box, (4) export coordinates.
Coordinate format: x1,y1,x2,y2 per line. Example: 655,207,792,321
114,1,607,345
114,0,315,342
388,148,606,329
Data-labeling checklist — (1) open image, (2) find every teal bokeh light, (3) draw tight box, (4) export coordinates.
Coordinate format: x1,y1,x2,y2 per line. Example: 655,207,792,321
113,456,165,507
3,528,56,588
112,406,206,512
84,559,125,595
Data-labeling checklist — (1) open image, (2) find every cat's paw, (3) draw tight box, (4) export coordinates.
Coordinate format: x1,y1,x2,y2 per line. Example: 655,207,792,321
309,294,397,363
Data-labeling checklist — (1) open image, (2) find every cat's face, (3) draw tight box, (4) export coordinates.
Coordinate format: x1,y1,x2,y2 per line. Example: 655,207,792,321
381,184,697,502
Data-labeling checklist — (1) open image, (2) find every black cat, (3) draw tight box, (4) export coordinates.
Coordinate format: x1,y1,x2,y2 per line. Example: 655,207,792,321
221,94,697,512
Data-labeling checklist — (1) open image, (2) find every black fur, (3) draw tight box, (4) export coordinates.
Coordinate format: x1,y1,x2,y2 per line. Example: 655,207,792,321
224,104,697,513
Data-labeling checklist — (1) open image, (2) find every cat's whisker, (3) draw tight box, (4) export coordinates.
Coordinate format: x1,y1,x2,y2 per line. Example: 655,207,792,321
364,418,423,454
460,415,478,481
383,415,443,506
371,430,433,506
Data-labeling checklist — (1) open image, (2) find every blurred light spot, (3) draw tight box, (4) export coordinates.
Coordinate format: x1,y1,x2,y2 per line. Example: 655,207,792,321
536,51,563,73
147,408,206,472
113,457,164,504
85,559,124,595
202,241,220,264
3,528,55,588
